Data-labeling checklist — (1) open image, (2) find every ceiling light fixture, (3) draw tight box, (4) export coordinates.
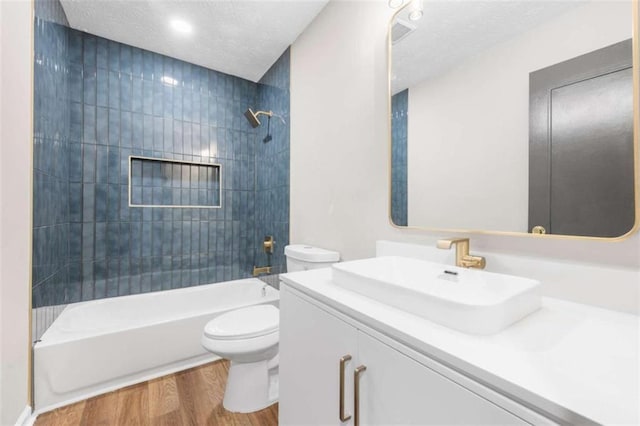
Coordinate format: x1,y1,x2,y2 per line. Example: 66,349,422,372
408,0,424,21
388,0,405,8
170,18,192,34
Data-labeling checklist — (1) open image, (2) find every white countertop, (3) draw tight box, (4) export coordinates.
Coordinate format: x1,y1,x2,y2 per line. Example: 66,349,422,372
280,268,640,425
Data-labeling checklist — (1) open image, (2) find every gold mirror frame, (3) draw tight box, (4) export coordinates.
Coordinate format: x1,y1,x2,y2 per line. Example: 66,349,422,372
387,0,640,242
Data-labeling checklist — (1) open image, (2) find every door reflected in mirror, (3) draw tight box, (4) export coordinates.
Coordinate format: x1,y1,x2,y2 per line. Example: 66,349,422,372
390,0,637,238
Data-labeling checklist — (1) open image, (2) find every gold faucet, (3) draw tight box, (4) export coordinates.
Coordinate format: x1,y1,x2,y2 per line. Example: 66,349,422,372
253,265,272,276
253,236,275,276
436,238,486,269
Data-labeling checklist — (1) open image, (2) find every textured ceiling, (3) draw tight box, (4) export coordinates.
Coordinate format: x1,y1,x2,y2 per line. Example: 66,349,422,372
391,1,592,94
61,0,328,82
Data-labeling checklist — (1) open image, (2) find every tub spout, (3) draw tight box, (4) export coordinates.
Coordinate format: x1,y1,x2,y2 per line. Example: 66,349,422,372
253,265,271,276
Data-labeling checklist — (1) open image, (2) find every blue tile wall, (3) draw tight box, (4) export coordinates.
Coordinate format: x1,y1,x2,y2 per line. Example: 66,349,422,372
254,49,290,274
32,0,71,308
34,0,69,27
33,14,291,307
391,89,408,226
63,29,260,304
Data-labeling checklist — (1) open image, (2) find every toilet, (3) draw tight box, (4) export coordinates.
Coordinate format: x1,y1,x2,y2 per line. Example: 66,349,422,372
201,244,340,413
284,244,341,272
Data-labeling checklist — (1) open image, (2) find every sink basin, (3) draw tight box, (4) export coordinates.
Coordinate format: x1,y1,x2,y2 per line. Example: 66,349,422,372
331,256,541,334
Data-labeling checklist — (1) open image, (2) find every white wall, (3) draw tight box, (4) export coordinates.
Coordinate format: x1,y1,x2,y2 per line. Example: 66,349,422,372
0,0,33,423
407,1,631,232
290,0,640,315
291,0,395,259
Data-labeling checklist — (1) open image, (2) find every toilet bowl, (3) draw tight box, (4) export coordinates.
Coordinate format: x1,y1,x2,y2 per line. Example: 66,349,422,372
201,245,340,413
201,304,279,413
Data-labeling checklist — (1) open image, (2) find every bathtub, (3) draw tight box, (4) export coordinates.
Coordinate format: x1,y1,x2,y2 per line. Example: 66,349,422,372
34,278,279,414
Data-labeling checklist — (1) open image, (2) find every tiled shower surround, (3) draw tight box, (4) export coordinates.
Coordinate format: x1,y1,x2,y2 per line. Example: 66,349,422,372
33,1,290,307
33,1,71,308
391,89,408,226
254,51,290,274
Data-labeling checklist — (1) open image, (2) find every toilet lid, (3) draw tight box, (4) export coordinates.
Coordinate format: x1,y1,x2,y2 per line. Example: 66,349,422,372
204,305,279,340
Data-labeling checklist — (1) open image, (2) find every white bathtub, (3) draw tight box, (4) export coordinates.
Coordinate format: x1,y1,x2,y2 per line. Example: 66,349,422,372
34,278,279,414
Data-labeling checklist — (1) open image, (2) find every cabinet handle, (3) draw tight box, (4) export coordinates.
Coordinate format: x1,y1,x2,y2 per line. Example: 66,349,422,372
354,365,367,426
339,355,352,422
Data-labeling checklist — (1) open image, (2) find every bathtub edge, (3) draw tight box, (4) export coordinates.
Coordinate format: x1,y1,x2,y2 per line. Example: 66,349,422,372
34,353,221,416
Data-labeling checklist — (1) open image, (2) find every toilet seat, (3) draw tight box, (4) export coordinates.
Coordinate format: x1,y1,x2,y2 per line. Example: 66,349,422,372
204,304,279,340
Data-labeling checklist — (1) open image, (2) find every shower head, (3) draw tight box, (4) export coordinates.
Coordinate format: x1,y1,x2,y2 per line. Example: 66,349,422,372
244,108,273,128
244,108,261,128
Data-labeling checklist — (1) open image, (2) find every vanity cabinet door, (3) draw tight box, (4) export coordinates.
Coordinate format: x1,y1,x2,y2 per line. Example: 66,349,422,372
356,331,530,425
279,287,358,425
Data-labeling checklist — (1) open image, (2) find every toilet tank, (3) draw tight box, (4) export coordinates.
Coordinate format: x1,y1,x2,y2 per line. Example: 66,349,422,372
285,245,340,272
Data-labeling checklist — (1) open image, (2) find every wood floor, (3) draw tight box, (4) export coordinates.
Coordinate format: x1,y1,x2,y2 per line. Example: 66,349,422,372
35,360,279,426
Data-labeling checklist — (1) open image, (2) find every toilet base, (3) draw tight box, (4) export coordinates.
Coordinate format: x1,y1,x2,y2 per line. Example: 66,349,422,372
223,359,279,413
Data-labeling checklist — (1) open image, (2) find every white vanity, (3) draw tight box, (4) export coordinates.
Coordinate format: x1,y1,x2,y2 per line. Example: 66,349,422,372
278,244,639,425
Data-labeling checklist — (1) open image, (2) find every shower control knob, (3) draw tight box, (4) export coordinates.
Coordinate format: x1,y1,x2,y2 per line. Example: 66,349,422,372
263,236,275,254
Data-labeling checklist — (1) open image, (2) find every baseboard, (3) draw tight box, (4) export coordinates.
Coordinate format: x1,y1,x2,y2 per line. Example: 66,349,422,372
14,406,32,426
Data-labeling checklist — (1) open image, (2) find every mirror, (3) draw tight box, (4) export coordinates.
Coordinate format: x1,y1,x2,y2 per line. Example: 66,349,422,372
389,0,638,238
